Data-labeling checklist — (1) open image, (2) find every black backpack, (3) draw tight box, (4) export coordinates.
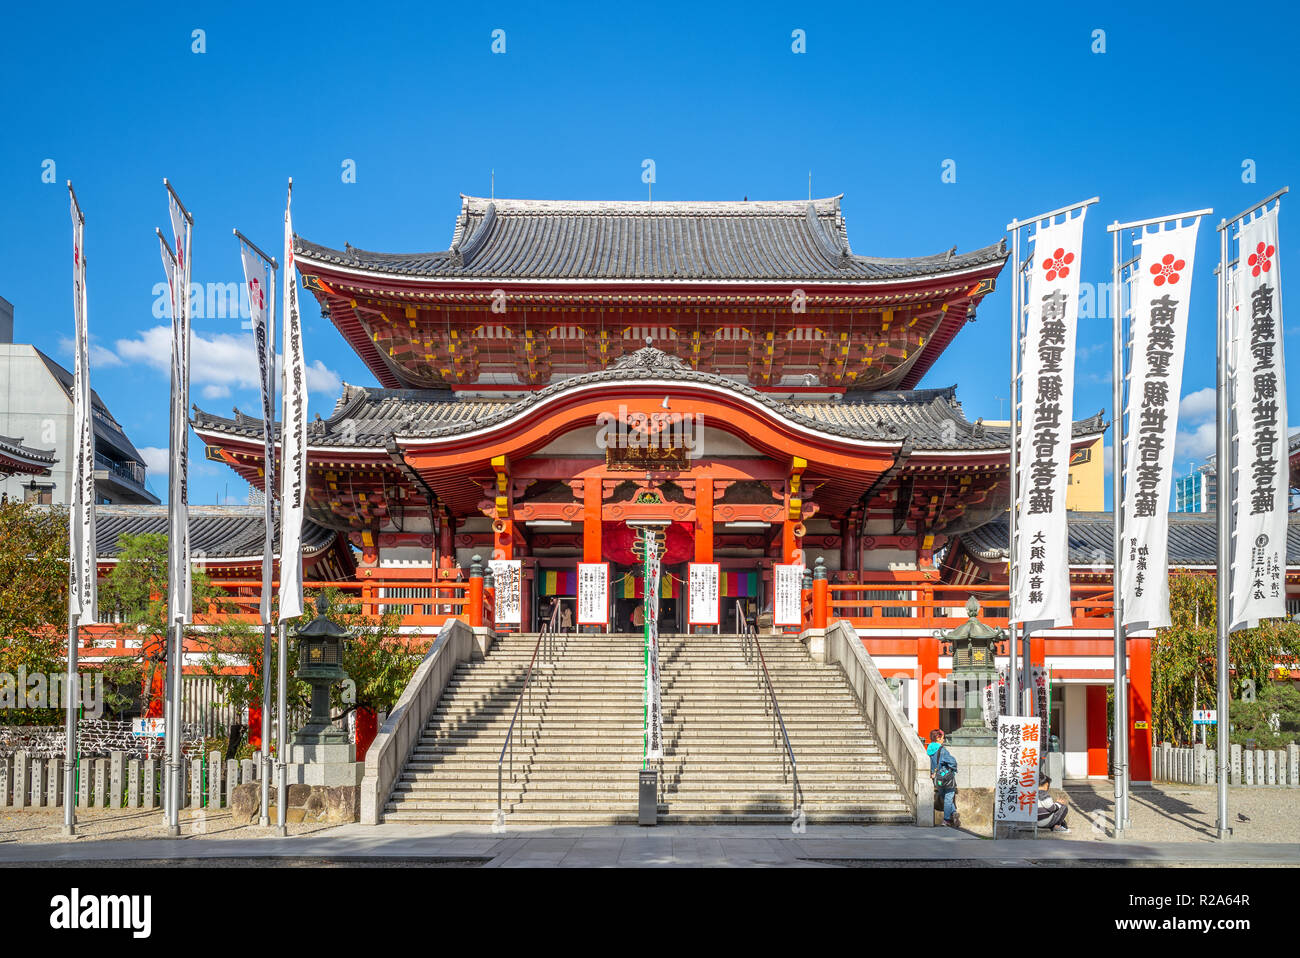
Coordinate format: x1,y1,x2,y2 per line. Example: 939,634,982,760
934,748,957,790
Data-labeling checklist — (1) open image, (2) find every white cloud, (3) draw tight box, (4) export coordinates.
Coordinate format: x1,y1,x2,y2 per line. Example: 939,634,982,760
113,326,343,401
137,446,169,478
1174,421,1217,462
305,359,342,396
57,335,124,368
1179,387,1216,424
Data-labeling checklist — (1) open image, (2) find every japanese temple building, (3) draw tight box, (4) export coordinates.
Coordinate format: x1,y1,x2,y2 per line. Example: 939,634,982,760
190,194,1165,788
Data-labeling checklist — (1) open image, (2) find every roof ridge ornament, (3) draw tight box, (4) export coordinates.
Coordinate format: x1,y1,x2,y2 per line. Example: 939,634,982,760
609,341,692,373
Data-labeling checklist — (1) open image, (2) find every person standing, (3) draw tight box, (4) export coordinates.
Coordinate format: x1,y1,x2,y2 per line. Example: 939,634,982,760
927,729,960,827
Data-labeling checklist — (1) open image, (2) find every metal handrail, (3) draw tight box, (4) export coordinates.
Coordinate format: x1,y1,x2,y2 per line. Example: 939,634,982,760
736,604,804,818
497,602,562,815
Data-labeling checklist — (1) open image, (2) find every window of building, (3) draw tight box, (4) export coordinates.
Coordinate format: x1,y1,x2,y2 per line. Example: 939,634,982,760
23,483,53,505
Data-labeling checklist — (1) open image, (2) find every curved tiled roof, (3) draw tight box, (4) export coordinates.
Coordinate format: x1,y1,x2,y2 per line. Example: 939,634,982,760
0,434,56,474
192,346,1106,454
958,511,1300,567
295,195,1008,283
92,505,340,561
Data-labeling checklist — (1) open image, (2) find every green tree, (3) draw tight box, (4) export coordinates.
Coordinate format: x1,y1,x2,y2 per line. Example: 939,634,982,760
98,532,249,719
196,587,427,752
0,500,68,724
1152,572,1300,745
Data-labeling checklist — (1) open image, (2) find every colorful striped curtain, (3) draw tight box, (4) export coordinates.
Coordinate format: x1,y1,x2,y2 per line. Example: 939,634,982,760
539,569,579,595
620,574,678,599
720,572,758,597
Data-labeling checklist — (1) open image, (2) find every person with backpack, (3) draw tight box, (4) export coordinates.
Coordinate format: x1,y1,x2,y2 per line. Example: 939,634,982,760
927,729,960,827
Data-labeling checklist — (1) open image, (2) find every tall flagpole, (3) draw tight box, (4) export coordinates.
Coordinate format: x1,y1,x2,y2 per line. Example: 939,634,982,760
1215,215,1231,841
1007,224,1020,717
63,183,93,836
236,227,279,828
1215,185,1289,840
1110,221,1127,837
1108,206,1213,838
277,177,301,837
161,180,193,835
1006,197,1099,727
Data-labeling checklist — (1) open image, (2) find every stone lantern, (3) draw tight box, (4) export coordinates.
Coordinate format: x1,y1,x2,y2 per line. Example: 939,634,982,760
291,593,351,749
935,596,1007,746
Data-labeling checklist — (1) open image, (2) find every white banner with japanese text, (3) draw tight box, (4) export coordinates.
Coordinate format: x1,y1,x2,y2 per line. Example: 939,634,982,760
1230,207,1288,632
240,244,277,623
1122,220,1200,630
68,194,96,623
1014,211,1086,629
278,187,307,621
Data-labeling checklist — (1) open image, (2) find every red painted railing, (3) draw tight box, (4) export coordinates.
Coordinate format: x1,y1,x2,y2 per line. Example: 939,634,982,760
828,581,1115,631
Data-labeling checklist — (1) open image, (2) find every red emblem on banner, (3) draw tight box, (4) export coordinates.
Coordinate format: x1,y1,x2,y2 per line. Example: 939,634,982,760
1149,252,1186,286
1042,247,1074,282
248,276,264,310
1248,240,1275,277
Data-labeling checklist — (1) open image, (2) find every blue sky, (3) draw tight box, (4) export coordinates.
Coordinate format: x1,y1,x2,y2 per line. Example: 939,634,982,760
1,1,1296,507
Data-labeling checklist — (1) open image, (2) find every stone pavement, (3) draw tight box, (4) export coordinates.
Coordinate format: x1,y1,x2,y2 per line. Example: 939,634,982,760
0,784,1295,867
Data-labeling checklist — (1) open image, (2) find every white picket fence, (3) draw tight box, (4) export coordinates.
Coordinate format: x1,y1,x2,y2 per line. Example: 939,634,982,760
1154,741,1300,786
0,749,269,811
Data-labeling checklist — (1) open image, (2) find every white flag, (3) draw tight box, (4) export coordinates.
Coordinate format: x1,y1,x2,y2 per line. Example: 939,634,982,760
68,192,97,623
278,187,307,621
164,189,192,625
1121,219,1201,629
240,245,277,623
1013,210,1086,629
1230,206,1288,632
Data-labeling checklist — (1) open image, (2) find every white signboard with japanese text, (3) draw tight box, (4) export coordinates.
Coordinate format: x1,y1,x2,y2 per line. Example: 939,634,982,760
773,564,804,627
489,559,522,625
687,563,720,626
577,562,609,626
995,715,1042,824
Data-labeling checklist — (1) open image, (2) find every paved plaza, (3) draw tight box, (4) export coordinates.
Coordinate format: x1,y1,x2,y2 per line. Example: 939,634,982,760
0,784,1295,867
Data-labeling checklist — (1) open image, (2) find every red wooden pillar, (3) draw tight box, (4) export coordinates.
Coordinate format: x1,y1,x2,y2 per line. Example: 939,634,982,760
1128,636,1153,783
1086,684,1109,776
782,520,797,564
695,475,713,563
812,561,828,629
438,512,453,567
840,518,859,573
583,479,602,563
1030,634,1047,719
917,635,940,737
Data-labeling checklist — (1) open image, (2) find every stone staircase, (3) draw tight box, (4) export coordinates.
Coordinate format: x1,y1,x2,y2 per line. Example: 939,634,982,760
382,630,914,825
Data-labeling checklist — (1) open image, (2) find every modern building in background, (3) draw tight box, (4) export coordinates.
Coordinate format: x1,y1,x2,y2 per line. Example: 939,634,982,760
1174,457,1216,514
0,299,159,505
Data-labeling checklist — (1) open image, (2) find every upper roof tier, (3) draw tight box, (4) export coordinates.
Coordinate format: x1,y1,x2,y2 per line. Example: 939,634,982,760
295,194,1009,393
296,195,1007,283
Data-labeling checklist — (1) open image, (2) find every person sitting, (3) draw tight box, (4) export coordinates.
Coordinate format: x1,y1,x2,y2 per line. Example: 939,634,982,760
927,729,960,827
1037,770,1069,832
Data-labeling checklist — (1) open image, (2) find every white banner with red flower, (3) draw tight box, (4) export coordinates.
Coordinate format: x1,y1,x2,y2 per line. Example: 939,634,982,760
1230,206,1287,632
1013,211,1086,629
240,243,277,623
1121,219,1201,630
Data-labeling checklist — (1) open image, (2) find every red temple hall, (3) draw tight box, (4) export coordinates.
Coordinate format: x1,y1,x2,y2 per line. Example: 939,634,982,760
192,194,1161,790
